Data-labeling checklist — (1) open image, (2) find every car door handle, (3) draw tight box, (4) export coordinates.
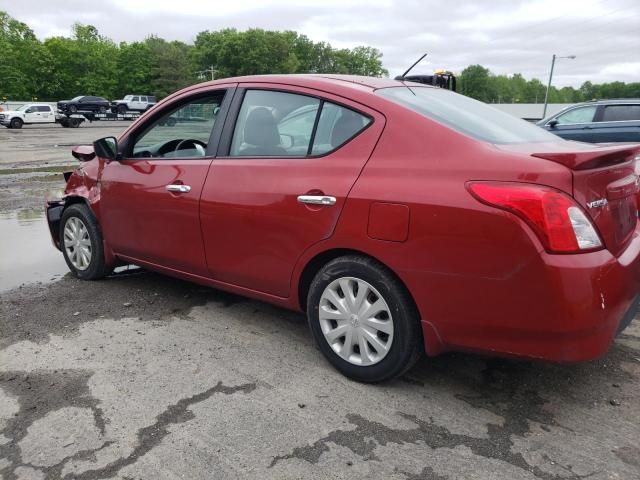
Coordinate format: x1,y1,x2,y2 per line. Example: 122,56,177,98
166,184,191,193
297,195,336,206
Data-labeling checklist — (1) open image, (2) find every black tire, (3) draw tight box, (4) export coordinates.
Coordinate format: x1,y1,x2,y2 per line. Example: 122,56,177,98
166,117,176,127
98,105,107,114
68,105,77,113
60,204,113,280
69,118,81,128
117,104,127,115
10,118,23,129
307,255,423,383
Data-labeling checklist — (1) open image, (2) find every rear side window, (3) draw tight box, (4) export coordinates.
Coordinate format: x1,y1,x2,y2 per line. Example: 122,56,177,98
37,106,51,112
311,103,371,155
556,106,597,124
377,86,558,144
229,89,371,157
601,105,640,122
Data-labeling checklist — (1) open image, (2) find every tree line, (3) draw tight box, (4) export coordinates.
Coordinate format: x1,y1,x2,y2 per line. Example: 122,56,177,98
0,10,387,101
458,64,640,104
1,10,638,103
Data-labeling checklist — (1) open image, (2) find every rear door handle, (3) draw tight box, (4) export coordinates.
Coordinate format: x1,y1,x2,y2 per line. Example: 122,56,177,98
297,195,336,206
166,184,191,193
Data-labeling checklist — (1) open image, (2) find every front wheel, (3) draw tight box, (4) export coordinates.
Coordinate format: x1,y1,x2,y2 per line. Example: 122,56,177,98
10,118,23,129
307,256,423,383
60,204,113,280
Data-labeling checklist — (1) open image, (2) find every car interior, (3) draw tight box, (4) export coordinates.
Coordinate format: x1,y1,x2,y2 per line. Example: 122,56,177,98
130,90,370,159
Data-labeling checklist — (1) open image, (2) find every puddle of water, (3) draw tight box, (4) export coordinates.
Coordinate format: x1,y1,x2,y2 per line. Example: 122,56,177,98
0,210,68,292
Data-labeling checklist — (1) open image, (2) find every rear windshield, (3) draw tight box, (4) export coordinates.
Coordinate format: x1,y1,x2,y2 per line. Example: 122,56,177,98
377,86,559,144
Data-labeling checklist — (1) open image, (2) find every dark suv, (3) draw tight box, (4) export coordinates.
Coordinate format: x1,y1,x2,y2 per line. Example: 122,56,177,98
537,99,640,143
57,96,110,114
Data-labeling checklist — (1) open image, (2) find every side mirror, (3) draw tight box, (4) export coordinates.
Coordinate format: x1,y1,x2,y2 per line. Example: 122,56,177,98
547,119,559,128
25,108,33,113
71,145,96,162
93,136,119,160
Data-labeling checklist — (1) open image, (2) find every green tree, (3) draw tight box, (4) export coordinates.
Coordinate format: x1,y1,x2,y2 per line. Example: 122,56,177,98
459,65,491,102
0,11,54,100
116,41,153,95
145,37,193,98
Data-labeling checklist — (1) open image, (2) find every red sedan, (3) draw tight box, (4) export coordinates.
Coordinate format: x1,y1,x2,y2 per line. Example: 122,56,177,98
47,75,640,382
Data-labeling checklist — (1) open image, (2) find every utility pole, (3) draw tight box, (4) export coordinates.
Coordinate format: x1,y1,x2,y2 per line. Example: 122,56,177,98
197,65,217,82
543,54,576,118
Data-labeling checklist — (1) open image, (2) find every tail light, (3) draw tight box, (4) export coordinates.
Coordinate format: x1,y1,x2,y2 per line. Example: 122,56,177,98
468,182,603,254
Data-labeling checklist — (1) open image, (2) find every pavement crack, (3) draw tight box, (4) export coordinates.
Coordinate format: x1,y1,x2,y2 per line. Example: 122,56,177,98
0,369,106,480
269,411,592,479
63,381,256,480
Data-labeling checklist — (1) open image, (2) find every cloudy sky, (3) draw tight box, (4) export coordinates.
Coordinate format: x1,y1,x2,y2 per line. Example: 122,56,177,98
2,0,639,87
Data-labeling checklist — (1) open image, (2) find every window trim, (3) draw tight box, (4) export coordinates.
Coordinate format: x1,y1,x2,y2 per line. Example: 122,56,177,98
120,87,236,160
215,87,374,160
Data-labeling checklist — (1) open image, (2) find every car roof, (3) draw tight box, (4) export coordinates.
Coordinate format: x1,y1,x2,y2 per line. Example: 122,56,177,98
169,74,433,109
220,74,407,90
579,98,640,105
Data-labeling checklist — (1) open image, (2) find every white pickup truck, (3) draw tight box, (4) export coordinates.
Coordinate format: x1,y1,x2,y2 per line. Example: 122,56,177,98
0,103,57,129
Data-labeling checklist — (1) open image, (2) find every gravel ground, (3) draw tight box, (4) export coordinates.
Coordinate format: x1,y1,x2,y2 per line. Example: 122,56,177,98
0,125,639,480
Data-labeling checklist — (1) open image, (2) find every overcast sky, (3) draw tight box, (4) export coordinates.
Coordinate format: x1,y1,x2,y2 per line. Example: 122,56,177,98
2,0,639,87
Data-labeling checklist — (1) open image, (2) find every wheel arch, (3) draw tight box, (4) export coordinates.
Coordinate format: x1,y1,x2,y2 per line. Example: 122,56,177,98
297,248,418,315
296,247,442,356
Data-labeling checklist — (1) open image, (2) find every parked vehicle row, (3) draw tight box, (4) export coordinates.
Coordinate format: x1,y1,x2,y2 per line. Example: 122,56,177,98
1,93,156,129
47,74,640,382
56,94,156,115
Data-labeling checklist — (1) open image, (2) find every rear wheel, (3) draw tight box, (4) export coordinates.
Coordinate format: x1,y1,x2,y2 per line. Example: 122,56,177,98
307,255,423,382
60,204,113,280
9,118,23,129
98,106,107,114
117,104,127,114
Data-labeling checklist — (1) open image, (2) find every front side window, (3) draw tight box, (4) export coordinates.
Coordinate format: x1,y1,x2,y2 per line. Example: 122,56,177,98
131,92,225,159
601,105,640,122
556,106,597,125
132,96,140,102
229,90,371,157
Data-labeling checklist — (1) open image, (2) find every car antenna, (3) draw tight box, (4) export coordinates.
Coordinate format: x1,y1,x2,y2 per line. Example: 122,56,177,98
399,53,428,79
395,53,428,95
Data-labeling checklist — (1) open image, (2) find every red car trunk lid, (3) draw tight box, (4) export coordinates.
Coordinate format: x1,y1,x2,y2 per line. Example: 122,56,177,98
532,144,640,256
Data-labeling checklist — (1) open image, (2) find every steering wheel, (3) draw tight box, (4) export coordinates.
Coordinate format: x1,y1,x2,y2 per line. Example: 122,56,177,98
174,139,207,156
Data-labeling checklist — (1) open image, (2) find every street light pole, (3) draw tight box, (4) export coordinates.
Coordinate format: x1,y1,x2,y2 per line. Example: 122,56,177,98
542,54,576,119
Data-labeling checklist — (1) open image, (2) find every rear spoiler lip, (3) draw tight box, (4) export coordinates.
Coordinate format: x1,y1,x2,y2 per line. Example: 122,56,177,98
531,144,640,170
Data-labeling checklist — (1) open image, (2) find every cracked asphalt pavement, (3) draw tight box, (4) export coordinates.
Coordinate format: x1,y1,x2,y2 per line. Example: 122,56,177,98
1,124,640,479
